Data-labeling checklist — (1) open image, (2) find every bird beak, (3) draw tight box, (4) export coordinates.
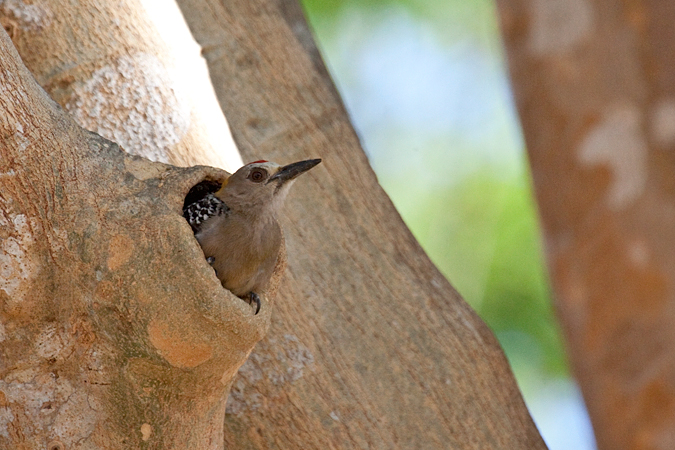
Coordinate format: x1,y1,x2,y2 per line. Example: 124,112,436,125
268,159,322,185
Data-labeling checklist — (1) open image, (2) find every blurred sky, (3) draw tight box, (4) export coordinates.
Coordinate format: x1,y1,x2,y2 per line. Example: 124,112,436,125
300,1,597,449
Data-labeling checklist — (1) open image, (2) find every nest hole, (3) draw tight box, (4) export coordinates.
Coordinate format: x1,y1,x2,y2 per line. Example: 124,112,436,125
182,178,225,233
182,179,223,212
47,441,65,450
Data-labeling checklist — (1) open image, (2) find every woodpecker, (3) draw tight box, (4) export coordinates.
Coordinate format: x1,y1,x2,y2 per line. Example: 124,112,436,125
183,159,321,314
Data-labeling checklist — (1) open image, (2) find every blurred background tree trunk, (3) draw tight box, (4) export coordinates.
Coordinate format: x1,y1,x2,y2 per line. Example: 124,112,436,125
498,0,675,448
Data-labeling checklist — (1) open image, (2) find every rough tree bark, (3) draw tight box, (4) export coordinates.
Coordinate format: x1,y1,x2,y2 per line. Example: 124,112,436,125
175,0,547,449
1,0,548,449
0,0,242,170
0,25,287,448
497,1,675,449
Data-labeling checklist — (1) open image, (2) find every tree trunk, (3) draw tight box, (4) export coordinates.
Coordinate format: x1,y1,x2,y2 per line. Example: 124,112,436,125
497,0,675,449
0,25,284,448
175,1,547,449
0,0,241,171
1,0,548,448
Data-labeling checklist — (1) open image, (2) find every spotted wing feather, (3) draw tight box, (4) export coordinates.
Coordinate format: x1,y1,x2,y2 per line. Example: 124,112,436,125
183,193,230,233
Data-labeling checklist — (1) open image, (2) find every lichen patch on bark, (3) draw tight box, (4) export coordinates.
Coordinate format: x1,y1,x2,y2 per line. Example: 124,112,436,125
650,99,675,146
66,53,191,164
50,390,98,446
34,323,69,360
0,372,78,443
528,0,594,54
578,104,648,210
0,0,53,31
0,407,13,439
225,334,314,415
0,213,36,299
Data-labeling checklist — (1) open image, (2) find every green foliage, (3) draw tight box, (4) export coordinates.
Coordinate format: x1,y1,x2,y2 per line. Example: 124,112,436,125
302,0,494,25
479,175,567,376
301,0,499,49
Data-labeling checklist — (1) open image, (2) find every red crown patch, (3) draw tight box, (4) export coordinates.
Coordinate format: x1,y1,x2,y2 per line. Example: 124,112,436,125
248,160,268,164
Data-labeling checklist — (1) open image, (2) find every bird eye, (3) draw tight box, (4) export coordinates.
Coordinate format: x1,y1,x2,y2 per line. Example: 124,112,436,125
249,168,267,183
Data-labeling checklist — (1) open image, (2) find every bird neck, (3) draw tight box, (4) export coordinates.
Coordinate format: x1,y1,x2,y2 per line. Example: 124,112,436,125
216,185,286,224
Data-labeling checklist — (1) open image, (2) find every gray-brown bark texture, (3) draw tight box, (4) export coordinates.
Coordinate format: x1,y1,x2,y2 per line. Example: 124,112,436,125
0,26,281,448
1,0,548,448
497,1,675,449
0,0,242,171
175,0,547,449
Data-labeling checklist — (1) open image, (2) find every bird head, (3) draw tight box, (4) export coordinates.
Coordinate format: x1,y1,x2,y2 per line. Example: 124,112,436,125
216,159,322,215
